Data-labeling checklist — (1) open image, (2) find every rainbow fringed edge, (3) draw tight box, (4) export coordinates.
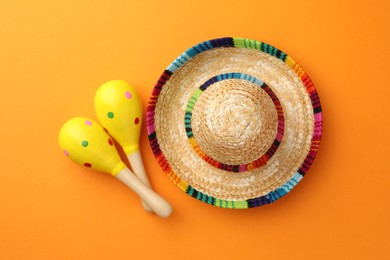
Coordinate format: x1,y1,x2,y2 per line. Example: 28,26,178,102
146,37,323,209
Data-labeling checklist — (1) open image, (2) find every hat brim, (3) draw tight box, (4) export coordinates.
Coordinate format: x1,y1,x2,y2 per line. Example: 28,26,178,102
147,37,322,208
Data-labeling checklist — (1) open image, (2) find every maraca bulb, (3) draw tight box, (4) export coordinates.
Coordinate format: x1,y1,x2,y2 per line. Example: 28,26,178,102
58,117,126,175
94,80,142,155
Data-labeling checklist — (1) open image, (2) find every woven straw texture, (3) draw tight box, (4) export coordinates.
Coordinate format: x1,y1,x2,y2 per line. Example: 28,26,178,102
147,37,322,208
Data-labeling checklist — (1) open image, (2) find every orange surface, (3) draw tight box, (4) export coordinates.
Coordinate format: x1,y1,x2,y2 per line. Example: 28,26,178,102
0,0,389,259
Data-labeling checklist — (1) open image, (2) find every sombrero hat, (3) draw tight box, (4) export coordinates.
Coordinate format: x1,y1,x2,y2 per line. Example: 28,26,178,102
147,37,322,208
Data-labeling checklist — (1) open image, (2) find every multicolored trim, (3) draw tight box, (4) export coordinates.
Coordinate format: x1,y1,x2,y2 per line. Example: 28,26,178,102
185,72,285,172
146,37,323,209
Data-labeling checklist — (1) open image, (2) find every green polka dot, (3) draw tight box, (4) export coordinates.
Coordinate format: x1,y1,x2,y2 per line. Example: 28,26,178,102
81,140,89,147
107,112,114,119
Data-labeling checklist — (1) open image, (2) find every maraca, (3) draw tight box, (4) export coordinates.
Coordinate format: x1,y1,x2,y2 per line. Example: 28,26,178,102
94,80,154,212
58,117,172,218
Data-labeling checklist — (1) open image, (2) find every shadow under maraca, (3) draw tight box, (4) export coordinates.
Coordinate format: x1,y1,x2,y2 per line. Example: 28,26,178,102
111,135,132,170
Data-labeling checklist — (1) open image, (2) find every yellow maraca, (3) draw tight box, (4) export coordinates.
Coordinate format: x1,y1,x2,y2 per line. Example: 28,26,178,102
58,117,172,218
94,80,154,212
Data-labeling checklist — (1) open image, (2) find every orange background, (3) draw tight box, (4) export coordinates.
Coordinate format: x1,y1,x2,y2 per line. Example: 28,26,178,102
1,0,389,259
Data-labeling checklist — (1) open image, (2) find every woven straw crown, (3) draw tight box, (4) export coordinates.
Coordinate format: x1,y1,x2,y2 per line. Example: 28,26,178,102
147,37,322,209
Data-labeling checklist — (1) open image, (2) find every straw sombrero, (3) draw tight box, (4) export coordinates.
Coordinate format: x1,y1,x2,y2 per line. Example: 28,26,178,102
147,37,322,208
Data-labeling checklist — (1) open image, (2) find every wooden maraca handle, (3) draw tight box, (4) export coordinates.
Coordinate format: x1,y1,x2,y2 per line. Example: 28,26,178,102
116,168,172,218
127,151,152,187
127,151,154,212
127,151,153,213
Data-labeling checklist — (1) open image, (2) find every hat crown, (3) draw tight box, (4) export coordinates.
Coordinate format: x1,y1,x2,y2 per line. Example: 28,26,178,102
191,78,279,166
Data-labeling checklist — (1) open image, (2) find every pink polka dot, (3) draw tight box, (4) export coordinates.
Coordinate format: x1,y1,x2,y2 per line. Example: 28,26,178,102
85,120,93,126
125,91,132,99
134,117,140,125
64,150,69,157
